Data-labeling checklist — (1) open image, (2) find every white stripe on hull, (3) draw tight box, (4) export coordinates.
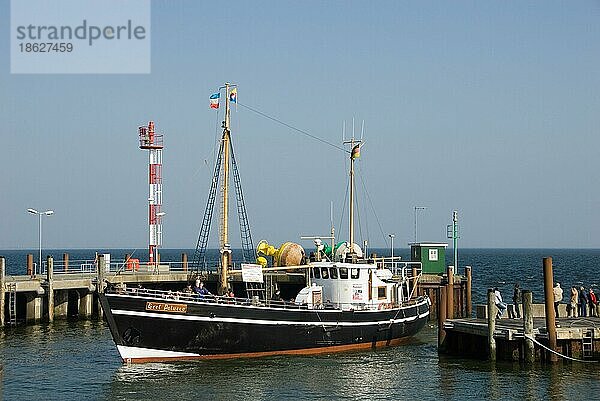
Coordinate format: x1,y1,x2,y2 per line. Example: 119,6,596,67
117,345,199,362
111,308,429,326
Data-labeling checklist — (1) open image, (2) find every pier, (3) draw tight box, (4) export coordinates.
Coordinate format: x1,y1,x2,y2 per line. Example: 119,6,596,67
438,257,600,363
442,315,600,362
0,254,305,326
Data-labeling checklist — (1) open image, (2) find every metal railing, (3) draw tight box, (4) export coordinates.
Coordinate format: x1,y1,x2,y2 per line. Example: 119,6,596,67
34,259,199,276
372,257,422,278
109,287,427,312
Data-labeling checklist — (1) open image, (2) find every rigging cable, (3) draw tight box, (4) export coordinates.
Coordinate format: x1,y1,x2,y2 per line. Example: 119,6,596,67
212,107,221,168
356,164,371,246
110,249,139,278
338,178,349,245
355,171,363,246
237,102,348,154
358,163,387,246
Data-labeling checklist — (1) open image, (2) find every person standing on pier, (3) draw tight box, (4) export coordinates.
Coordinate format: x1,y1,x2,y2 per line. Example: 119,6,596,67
570,286,579,317
578,286,588,317
512,283,522,319
553,283,563,318
494,287,507,319
588,288,598,317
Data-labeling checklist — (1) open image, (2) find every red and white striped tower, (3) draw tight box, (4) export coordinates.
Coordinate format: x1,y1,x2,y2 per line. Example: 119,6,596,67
138,121,164,266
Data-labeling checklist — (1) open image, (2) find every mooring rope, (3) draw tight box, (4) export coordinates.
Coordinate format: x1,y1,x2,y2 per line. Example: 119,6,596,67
523,333,598,363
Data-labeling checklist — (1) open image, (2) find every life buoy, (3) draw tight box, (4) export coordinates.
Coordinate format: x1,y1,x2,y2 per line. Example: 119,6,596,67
127,258,140,271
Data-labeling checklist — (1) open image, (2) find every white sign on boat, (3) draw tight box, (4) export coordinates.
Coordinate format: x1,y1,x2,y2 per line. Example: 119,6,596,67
241,263,264,283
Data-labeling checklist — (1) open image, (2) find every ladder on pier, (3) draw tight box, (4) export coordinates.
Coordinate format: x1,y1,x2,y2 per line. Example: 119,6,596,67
582,330,594,359
7,283,17,326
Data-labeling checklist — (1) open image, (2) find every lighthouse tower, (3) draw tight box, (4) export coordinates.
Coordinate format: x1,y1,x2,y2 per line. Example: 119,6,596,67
138,121,164,266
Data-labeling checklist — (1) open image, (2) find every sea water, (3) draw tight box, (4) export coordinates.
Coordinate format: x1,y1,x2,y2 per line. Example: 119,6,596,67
1,249,599,400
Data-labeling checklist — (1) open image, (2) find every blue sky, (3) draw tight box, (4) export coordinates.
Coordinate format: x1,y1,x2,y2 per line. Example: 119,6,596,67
1,1,599,250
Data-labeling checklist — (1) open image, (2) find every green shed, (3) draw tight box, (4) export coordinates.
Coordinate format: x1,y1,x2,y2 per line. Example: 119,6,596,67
409,242,448,274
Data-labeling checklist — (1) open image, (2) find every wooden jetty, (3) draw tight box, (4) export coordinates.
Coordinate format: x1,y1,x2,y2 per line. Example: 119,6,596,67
439,257,600,363
443,316,600,362
0,254,304,327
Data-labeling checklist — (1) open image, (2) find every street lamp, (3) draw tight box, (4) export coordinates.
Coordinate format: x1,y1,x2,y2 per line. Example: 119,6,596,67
414,206,427,243
155,211,166,265
27,208,54,275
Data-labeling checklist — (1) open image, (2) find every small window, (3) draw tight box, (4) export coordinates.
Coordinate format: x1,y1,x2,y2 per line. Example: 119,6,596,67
377,286,387,300
330,267,338,279
321,267,329,279
310,267,314,278
339,267,348,279
350,268,360,279
313,266,321,279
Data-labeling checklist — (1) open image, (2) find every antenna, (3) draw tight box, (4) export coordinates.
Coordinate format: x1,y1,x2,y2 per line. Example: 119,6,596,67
360,120,365,141
330,201,334,229
342,120,346,141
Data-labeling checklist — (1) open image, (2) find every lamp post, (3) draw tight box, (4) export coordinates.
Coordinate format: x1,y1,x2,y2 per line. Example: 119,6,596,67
27,208,54,275
389,234,395,259
155,211,166,265
414,206,427,243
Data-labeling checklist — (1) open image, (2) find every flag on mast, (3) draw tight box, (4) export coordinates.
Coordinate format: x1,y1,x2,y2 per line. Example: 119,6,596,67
229,88,237,103
210,93,220,109
351,144,361,159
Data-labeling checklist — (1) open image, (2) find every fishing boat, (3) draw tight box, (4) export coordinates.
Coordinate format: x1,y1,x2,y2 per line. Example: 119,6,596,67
99,83,430,363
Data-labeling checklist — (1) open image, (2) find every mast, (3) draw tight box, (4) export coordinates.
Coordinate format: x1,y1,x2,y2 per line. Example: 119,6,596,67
345,136,361,259
220,83,232,294
193,82,253,288
349,139,355,255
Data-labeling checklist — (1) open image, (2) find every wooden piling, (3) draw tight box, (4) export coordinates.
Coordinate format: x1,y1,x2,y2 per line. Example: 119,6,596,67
97,254,105,318
79,289,93,318
182,253,188,272
523,290,535,363
27,254,34,277
438,286,447,350
487,288,496,361
543,257,558,362
446,267,454,319
63,253,69,273
47,256,54,323
26,292,43,323
0,257,5,327
465,266,472,317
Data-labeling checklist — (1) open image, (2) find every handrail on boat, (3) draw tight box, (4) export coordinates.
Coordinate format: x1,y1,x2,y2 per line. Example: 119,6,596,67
107,287,427,312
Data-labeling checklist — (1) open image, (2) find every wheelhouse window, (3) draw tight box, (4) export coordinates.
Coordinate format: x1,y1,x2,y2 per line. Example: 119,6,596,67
377,286,387,300
329,267,338,279
339,267,348,279
350,268,360,279
313,266,321,279
321,267,329,279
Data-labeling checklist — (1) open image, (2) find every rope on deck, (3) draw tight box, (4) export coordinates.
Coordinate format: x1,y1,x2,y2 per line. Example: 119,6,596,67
524,334,598,363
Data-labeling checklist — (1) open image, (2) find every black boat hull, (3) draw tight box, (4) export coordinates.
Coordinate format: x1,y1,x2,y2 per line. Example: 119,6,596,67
100,293,430,363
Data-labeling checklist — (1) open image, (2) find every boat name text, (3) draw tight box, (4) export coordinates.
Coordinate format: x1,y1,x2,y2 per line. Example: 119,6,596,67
145,302,188,313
